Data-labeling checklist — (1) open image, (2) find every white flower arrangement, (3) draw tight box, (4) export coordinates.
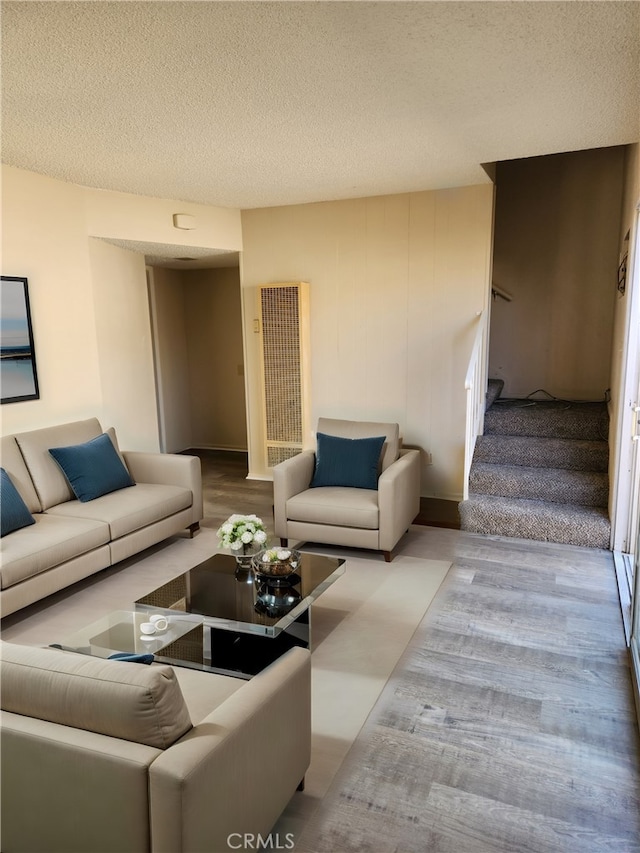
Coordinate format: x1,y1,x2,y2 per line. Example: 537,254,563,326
217,514,268,553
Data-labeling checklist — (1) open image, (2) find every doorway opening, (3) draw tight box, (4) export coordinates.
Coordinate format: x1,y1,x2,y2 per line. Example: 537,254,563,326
146,257,247,456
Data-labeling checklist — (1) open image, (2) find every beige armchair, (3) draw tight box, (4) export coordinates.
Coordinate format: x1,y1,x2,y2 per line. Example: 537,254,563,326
273,418,421,562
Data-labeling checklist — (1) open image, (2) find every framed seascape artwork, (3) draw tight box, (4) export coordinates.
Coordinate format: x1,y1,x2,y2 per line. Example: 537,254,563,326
1,276,40,404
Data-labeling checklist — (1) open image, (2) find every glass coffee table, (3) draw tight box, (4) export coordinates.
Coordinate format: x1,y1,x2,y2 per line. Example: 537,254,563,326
57,551,345,679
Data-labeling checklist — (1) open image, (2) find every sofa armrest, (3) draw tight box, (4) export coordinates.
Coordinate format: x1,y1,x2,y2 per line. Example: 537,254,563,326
272,451,315,538
378,448,421,552
1,711,160,853
123,452,203,523
148,646,311,853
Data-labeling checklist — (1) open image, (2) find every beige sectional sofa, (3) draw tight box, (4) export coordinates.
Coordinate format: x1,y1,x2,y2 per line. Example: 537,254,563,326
1,418,202,617
1,640,311,852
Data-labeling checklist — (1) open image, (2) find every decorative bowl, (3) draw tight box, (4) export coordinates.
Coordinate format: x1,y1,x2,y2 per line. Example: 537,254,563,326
254,582,302,617
252,548,302,582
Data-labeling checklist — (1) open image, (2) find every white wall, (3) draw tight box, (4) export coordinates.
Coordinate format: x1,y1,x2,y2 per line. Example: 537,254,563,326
490,147,625,400
609,143,640,551
241,185,495,500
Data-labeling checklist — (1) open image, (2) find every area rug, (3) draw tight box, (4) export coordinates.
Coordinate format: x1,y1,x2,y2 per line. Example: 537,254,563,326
0,528,451,839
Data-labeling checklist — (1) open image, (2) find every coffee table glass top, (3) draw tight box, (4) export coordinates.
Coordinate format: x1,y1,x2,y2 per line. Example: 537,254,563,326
54,609,203,660
135,551,345,638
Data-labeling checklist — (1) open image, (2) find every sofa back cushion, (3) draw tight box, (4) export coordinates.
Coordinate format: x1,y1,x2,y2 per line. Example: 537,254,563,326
15,419,104,510
0,641,192,749
316,418,400,472
0,435,41,513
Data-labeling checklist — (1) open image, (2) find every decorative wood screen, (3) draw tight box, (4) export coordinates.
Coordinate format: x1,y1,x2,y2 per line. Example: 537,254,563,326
258,283,310,469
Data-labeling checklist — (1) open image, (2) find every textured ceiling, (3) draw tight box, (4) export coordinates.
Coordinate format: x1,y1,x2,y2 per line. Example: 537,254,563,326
2,1,639,214
99,239,240,269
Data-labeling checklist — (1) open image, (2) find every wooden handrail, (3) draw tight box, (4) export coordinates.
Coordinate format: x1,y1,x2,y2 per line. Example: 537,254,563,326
491,283,513,302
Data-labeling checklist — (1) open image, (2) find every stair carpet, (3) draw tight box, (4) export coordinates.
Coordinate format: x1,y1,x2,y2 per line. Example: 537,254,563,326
459,387,611,549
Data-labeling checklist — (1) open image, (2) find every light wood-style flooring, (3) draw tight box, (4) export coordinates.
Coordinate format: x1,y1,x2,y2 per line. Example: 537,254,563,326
295,531,640,851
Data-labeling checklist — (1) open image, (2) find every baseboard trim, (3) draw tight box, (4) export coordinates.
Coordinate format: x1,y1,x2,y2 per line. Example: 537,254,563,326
613,550,633,646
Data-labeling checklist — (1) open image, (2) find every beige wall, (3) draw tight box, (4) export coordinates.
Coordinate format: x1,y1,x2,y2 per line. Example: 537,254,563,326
88,239,159,450
1,167,103,433
1,165,242,450
241,185,495,499
84,187,242,251
490,147,625,400
147,267,193,453
185,268,247,451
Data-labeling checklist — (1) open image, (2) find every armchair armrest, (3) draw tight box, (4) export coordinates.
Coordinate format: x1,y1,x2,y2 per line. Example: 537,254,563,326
378,449,421,552
272,451,315,538
122,452,203,523
148,647,311,853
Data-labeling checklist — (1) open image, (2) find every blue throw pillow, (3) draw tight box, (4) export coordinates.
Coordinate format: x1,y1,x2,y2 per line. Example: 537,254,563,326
49,432,135,503
108,652,155,665
311,433,386,490
1,468,36,537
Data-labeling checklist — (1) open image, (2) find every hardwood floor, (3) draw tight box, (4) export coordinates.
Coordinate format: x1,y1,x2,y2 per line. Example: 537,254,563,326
192,450,640,851
188,449,275,533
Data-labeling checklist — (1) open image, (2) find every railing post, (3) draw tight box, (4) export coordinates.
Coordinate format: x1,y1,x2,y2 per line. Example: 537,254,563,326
463,312,488,502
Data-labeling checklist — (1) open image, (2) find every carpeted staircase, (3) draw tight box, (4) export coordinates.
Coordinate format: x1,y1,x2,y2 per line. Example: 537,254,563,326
459,380,611,548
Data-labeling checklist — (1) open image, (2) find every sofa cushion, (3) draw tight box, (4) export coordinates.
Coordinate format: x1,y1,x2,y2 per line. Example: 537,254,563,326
1,435,41,513
317,418,400,472
0,641,192,749
15,418,104,510
287,486,379,529
1,469,36,537
46,483,192,540
0,513,110,589
311,433,385,490
49,432,135,503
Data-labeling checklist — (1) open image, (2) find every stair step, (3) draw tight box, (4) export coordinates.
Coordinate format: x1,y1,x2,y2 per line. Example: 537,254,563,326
484,400,608,441
469,463,608,507
474,434,609,472
458,495,610,549
486,379,504,410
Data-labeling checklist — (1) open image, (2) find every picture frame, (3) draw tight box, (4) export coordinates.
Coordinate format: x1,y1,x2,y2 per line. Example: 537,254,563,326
1,276,40,404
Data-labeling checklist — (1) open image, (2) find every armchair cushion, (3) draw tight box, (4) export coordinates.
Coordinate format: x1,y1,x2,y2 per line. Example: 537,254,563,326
288,486,380,529
311,432,385,490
